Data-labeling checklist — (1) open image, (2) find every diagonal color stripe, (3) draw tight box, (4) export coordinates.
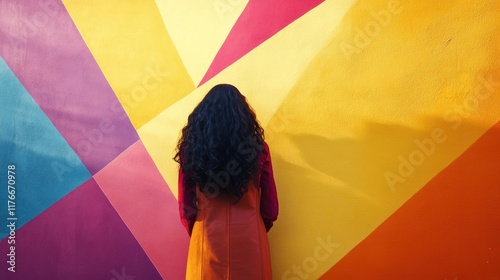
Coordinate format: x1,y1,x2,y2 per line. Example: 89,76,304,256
0,0,138,174
93,140,190,280
154,0,249,86
199,0,325,85
0,178,162,279
63,0,195,129
320,121,500,279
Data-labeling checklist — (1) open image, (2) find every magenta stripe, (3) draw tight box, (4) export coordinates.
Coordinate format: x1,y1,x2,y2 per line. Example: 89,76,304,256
0,0,138,174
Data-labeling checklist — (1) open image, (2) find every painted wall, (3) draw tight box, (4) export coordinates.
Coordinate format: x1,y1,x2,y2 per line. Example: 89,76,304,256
1,0,499,279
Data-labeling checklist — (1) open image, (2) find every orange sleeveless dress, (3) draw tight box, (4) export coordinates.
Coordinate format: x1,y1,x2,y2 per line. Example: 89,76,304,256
178,143,277,280
186,181,272,279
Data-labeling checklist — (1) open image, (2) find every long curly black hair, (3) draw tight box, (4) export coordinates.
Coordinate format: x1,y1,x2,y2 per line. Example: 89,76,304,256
174,84,266,201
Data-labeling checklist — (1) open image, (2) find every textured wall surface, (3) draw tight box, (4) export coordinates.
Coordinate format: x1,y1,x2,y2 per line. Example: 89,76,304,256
0,0,499,279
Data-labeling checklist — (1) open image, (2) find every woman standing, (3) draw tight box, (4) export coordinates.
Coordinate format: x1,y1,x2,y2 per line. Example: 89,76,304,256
174,84,279,279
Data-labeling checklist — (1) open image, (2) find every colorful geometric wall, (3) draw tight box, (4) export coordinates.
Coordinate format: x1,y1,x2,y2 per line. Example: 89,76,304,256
1,0,499,279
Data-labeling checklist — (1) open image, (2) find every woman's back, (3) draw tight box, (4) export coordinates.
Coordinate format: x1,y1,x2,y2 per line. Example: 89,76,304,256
187,177,271,279
175,84,278,280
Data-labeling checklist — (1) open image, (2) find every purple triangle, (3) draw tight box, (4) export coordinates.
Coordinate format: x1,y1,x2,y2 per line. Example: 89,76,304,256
0,178,162,280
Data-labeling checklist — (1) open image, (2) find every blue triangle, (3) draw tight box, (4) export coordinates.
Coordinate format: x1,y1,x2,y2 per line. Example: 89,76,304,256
0,57,91,239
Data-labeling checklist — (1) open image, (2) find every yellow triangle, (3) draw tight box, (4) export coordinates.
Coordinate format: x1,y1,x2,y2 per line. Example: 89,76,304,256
154,0,249,85
62,0,195,129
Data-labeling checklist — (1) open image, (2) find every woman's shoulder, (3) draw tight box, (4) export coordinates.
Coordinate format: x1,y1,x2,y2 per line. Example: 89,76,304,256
259,141,270,163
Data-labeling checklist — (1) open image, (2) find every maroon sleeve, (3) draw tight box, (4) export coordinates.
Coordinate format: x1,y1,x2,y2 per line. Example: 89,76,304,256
178,165,197,236
259,142,279,232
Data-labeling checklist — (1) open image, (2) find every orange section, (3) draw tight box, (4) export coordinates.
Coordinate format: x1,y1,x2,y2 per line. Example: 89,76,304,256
93,140,189,280
187,183,272,279
320,121,500,280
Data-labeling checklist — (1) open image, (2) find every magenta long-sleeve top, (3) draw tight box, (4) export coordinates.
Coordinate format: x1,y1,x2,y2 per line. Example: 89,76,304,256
178,142,279,235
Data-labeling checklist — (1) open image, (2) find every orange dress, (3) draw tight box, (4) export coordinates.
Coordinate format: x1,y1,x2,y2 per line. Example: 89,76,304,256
178,143,278,280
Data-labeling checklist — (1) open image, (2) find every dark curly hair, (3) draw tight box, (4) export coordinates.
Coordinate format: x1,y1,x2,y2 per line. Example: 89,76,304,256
174,84,266,201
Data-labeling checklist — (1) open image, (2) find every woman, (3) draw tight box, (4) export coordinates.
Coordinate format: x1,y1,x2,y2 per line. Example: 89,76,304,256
174,84,279,279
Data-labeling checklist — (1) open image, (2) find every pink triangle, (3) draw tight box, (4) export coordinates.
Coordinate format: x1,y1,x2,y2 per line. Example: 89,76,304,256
199,0,324,86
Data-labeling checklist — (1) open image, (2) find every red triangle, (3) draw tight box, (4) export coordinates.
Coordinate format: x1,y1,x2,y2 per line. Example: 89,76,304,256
199,0,324,86
320,122,500,279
